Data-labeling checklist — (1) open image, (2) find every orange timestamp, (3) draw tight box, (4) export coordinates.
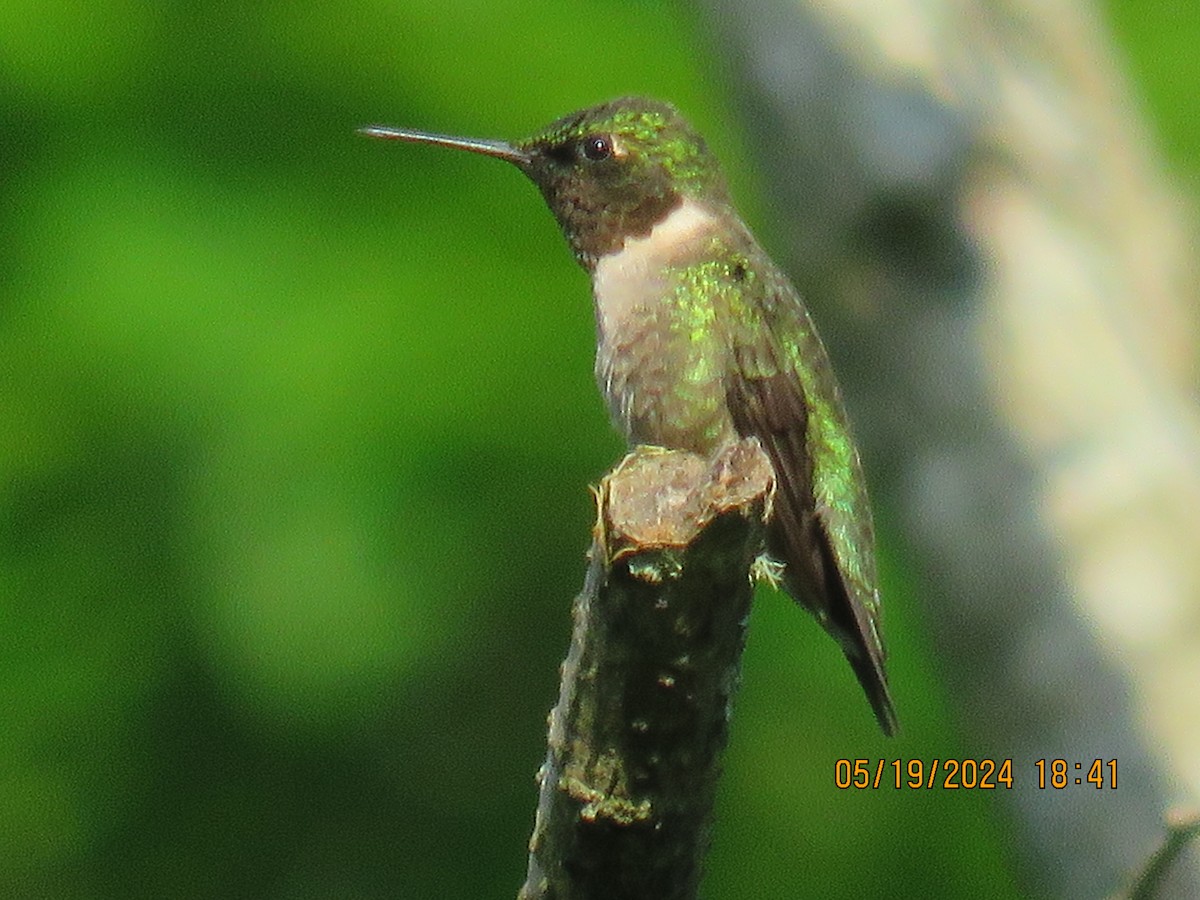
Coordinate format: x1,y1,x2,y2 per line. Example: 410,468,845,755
834,758,1014,790
834,758,1120,790
1034,758,1117,789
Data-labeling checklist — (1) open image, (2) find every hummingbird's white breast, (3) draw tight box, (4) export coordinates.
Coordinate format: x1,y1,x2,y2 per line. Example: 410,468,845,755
590,198,736,453
592,199,717,337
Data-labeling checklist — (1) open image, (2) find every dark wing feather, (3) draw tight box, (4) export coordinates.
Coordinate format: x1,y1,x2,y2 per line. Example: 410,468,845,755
726,327,898,736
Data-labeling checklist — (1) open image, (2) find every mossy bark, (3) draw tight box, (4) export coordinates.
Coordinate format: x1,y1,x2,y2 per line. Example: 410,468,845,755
518,441,773,900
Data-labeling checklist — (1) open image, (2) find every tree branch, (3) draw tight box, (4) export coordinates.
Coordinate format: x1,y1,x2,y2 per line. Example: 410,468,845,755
1123,809,1200,900
518,441,774,900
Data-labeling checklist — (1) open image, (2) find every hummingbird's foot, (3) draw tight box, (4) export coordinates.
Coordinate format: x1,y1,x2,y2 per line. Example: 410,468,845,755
750,553,786,589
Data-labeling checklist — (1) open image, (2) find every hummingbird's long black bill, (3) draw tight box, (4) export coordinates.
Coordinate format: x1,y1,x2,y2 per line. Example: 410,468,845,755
357,125,530,165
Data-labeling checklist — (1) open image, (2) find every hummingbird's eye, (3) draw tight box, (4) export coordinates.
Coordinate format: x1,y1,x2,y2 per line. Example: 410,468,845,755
582,134,613,162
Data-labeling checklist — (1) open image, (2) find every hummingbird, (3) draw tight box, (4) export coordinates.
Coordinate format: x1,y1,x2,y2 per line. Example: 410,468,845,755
360,98,897,735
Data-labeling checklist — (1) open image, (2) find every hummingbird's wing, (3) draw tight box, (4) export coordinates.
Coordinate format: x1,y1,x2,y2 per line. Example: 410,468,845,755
725,279,897,736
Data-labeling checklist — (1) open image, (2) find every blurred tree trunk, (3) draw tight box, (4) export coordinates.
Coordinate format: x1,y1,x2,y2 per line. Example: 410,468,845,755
697,0,1200,897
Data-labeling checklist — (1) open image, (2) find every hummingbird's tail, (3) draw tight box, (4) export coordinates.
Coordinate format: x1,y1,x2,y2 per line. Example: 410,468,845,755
848,652,899,737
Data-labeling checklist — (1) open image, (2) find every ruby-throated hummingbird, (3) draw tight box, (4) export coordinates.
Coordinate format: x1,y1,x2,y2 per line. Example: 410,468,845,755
360,98,897,735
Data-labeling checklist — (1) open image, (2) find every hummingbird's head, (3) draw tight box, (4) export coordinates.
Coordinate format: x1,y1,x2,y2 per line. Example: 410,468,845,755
359,97,729,269
515,97,730,267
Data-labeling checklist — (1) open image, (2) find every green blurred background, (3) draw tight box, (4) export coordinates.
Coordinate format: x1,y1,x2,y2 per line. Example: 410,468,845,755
0,2,1194,897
